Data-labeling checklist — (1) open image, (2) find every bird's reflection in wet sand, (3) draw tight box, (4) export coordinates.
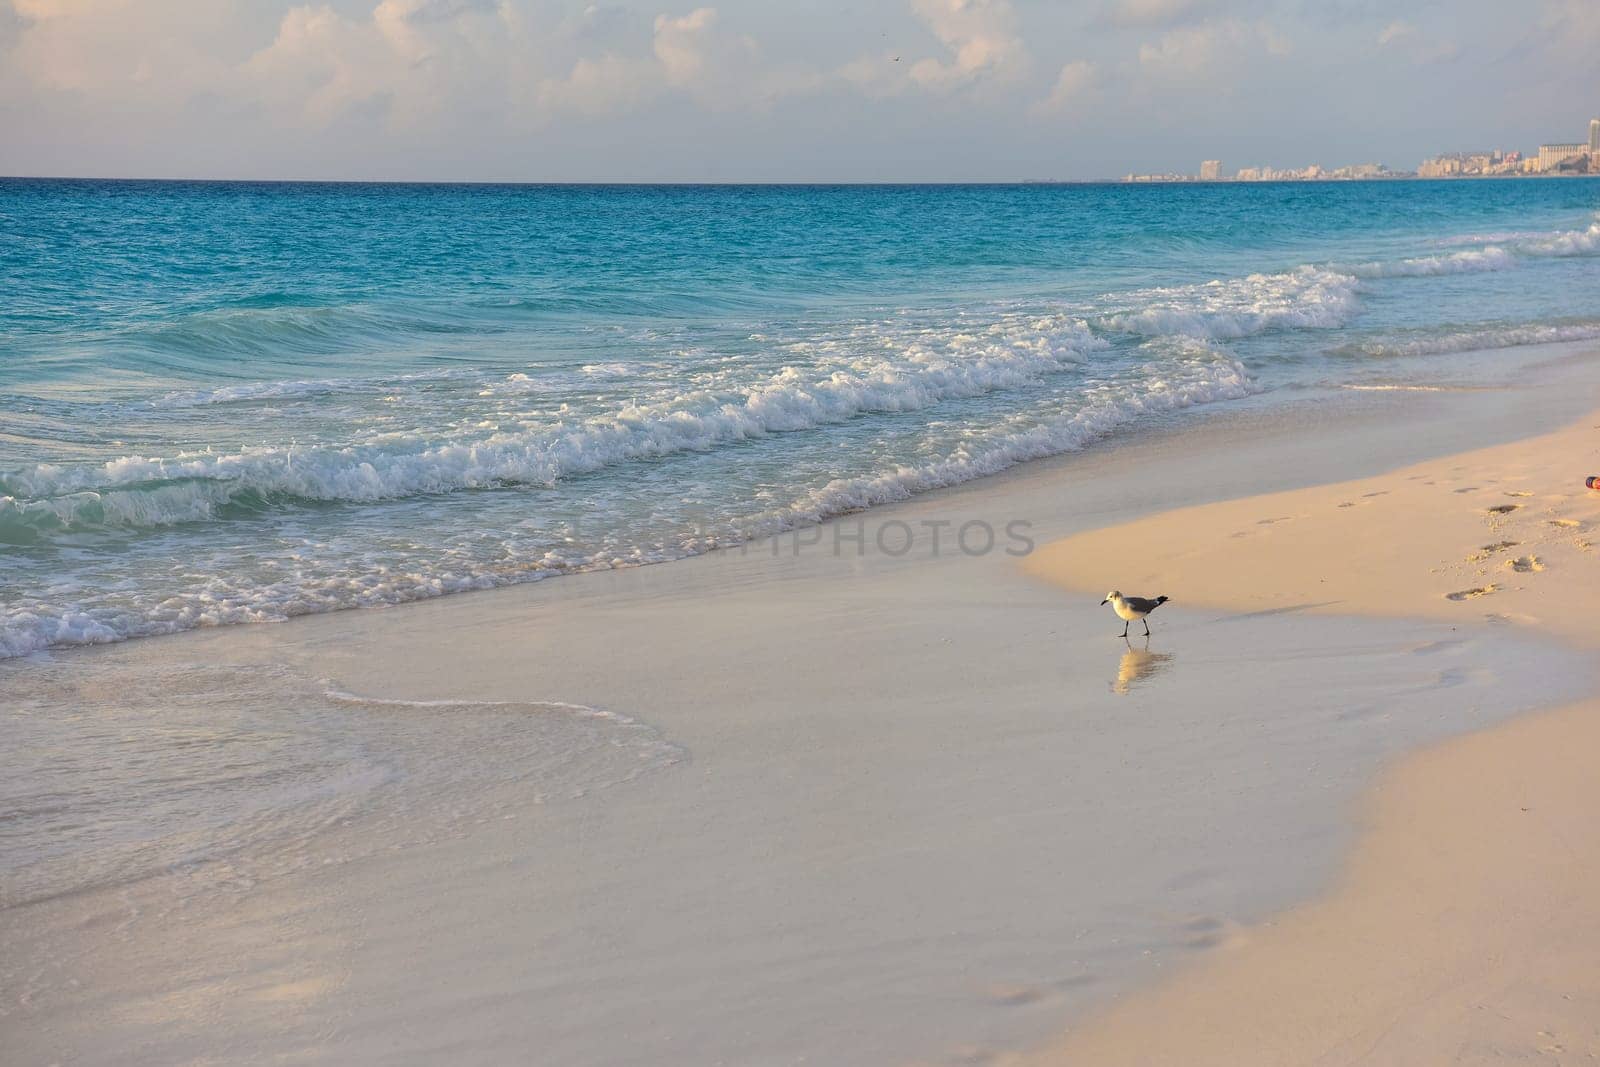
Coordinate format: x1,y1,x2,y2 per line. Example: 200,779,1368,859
1113,638,1174,695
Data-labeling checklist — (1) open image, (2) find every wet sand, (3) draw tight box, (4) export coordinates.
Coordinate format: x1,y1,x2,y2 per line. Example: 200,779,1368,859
4,345,1599,1065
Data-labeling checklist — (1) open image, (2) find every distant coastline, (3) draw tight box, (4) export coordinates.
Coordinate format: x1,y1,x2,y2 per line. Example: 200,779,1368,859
3,173,1597,188
1111,116,1600,184
1080,171,1600,186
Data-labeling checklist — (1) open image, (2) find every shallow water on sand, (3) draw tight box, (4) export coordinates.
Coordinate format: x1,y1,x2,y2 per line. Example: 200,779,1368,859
0,658,681,909
3,569,1589,1065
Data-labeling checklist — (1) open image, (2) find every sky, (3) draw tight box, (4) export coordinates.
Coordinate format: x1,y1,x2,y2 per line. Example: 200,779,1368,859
1,0,1597,181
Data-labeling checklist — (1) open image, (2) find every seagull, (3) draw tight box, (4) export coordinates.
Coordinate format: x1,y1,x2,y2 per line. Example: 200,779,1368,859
1101,590,1169,637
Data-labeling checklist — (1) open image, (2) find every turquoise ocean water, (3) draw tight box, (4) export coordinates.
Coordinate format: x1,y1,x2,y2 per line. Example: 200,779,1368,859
2,179,1598,658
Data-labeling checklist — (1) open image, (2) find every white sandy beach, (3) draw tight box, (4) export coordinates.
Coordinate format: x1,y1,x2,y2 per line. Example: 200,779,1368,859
1014,370,1600,1065
4,342,1600,1065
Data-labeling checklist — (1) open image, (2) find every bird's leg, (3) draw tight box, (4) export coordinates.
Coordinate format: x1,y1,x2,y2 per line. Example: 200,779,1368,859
1120,621,1130,638
1142,619,1151,637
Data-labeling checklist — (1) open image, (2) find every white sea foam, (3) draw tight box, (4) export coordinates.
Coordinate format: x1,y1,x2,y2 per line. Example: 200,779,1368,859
152,369,460,408
1098,267,1361,340
770,344,1255,527
1434,229,1549,247
1355,321,1600,358
1350,246,1516,277
154,378,356,408
1517,219,1600,257
2,314,1108,534
1435,215,1600,258
0,342,1254,660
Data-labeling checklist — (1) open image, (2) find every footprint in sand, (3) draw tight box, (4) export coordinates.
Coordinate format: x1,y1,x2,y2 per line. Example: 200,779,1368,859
1171,914,1242,950
1537,1031,1566,1055
1446,585,1497,601
1337,501,1356,508
1548,519,1582,529
1468,540,1519,562
1504,491,1534,498
1484,504,1521,515
1506,555,1544,573
1362,490,1388,498
1452,487,1480,494
987,984,1045,1007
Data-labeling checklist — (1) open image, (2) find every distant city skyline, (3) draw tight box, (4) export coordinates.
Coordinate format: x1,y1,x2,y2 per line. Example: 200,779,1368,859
1116,112,1599,183
2,1,1598,182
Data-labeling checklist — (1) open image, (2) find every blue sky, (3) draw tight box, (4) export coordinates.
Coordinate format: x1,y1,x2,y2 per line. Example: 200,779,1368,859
1,0,1596,180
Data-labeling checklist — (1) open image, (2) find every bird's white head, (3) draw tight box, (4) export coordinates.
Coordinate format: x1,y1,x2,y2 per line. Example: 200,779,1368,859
1101,590,1122,606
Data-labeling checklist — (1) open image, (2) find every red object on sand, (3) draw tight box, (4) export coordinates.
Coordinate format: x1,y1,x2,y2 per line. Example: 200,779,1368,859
1589,475,1600,491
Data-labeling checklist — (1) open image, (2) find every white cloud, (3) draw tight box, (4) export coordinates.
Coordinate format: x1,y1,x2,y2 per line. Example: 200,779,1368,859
1138,20,1288,78
1377,20,1413,47
780,0,1029,102
246,1,782,128
1137,24,1214,73
4,0,235,97
3,0,1587,182
1,0,793,132
1540,0,1600,47
653,5,768,101
245,6,398,125
0,0,1048,139
1033,59,1097,116
534,53,654,119
1373,19,1456,64
533,4,785,119
654,7,719,86
906,0,1026,91
1100,0,1209,29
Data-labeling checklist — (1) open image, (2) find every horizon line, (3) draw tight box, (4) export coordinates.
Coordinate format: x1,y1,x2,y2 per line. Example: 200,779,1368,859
0,173,1127,186
6,173,1596,188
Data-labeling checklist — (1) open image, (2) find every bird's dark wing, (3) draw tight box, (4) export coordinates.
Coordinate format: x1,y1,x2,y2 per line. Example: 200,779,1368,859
1124,596,1165,613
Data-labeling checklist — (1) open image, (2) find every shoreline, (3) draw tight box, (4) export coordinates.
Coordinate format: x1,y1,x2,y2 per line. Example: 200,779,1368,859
1014,399,1600,1063
7,338,1598,667
1002,696,1600,1066
4,344,1599,1064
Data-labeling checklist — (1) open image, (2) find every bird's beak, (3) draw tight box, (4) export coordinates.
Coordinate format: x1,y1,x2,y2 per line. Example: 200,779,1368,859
1099,598,1108,605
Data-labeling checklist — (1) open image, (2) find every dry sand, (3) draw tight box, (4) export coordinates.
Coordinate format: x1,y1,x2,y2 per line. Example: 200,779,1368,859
1017,409,1600,1065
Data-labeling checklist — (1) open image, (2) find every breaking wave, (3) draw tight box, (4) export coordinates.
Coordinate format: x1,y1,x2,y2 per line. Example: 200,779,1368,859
1435,214,1600,258
770,342,1254,527
1098,267,1361,340
2,314,1107,542
1349,320,1600,359
1517,218,1600,257
0,348,1253,659
151,369,461,408
1350,246,1516,277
